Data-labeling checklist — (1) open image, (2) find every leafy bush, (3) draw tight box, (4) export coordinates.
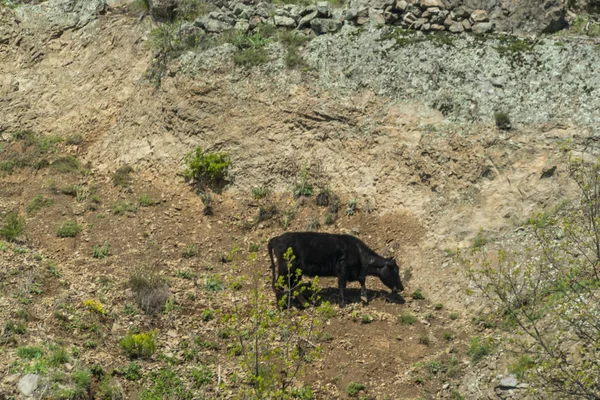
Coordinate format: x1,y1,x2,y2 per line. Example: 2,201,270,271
191,365,213,387
231,27,273,68
183,146,231,190
120,330,157,359
56,220,81,238
26,195,54,215
122,362,142,381
434,303,443,310
139,367,193,400
324,213,335,225
346,199,358,216
1,211,24,241
411,288,425,300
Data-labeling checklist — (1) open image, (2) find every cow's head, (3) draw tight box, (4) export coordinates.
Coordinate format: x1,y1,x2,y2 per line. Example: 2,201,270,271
380,257,404,294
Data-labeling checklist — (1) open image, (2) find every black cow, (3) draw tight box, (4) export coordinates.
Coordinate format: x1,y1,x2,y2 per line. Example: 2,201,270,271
268,232,404,307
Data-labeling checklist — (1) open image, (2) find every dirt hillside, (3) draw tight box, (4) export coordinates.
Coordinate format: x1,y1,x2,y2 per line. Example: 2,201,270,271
1,0,597,399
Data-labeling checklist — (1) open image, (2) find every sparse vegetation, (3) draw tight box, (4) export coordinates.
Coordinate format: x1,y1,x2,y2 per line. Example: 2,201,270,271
418,335,430,345
346,382,367,397
411,288,425,300
1,211,25,241
92,243,110,259
113,165,134,187
434,303,443,310
324,212,335,225
83,299,107,315
138,193,155,207
56,220,82,238
293,165,314,198
122,362,142,381
65,134,84,146
467,336,494,364
50,155,80,173
399,313,417,325
443,332,454,341
120,330,157,359
112,200,137,215
346,199,358,216
97,377,125,400
449,312,459,320
252,186,270,199
26,195,54,215
129,266,171,315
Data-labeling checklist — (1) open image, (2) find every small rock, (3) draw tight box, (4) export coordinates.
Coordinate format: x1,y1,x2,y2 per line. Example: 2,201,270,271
541,165,557,178
461,18,472,31
395,0,408,10
443,383,450,389
499,374,519,389
274,15,296,27
430,23,445,30
422,22,431,30
297,9,318,28
316,1,331,17
470,9,489,22
414,17,427,29
472,21,493,33
403,12,417,24
343,9,358,20
234,20,250,32
420,0,443,8
310,18,341,34
18,374,40,397
449,22,464,32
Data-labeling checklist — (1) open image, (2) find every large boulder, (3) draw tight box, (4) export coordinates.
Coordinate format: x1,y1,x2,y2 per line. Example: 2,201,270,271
16,0,106,31
310,17,342,33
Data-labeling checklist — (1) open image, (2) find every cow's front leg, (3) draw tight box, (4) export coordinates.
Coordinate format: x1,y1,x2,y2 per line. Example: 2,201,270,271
359,278,368,305
338,276,347,308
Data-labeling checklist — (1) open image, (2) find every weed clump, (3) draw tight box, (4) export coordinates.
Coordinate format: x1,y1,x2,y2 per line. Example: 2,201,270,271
1,211,25,241
56,220,81,238
120,330,157,359
411,288,425,300
26,195,54,215
399,313,417,325
92,244,110,259
113,165,134,187
50,155,80,173
346,382,367,397
494,111,511,131
467,336,494,364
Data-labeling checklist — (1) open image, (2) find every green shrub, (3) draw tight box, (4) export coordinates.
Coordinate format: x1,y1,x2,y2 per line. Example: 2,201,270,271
434,303,443,310
191,365,213,387
509,355,535,379
324,213,335,225
248,242,260,252
112,201,137,215
398,313,417,325
204,274,224,291
139,367,193,400
1,211,24,241
120,330,157,359
138,193,155,207
449,312,459,320
183,146,231,189
50,155,80,173
411,288,425,300
360,314,373,324
73,369,91,392
176,269,196,280
346,199,358,216
17,346,44,360
418,335,430,345
293,166,313,198
231,28,272,68
65,134,84,146
92,243,110,259
346,382,366,397
443,331,454,341
467,336,494,364
4,320,27,335
56,220,81,238
26,195,54,215
48,347,70,366
494,111,511,131
113,165,134,187
182,244,198,258
123,362,142,381
201,309,214,322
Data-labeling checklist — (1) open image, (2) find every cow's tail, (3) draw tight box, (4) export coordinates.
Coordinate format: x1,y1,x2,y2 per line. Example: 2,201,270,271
267,238,277,292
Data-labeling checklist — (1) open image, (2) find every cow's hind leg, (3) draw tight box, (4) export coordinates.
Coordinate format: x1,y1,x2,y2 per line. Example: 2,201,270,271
338,275,347,308
359,278,368,305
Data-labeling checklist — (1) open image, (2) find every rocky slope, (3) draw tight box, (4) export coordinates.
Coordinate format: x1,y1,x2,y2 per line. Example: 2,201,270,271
1,0,600,398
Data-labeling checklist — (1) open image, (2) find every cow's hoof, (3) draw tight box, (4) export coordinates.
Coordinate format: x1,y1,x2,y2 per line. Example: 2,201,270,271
339,302,346,309
360,295,368,304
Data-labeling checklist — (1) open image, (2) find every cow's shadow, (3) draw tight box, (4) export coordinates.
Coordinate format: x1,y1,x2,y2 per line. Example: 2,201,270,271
293,285,405,308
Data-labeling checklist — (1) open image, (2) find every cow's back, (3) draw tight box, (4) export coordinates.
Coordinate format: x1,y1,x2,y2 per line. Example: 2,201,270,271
271,232,361,277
